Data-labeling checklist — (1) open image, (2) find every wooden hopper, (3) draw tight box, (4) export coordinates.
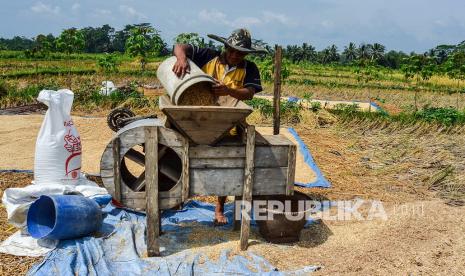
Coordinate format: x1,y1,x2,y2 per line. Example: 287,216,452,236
159,95,253,145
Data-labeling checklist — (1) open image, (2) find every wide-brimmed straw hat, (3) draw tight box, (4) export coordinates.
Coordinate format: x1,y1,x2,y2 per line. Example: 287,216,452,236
207,28,268,54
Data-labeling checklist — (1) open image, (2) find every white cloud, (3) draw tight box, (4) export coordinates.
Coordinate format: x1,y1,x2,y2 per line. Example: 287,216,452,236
433,19,446,27
119,5,147,20
93,9,112,17
231,17,262,27
30,2,60,15
198,9,294,28
320,20,334,28
262,11,294,26
71,3,80,12
198,9,229,25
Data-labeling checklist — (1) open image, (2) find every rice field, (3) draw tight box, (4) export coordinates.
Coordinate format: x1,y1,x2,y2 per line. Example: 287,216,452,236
1,51,464,114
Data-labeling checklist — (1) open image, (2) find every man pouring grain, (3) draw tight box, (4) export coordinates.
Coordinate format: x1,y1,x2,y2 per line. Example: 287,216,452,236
172,28,267,225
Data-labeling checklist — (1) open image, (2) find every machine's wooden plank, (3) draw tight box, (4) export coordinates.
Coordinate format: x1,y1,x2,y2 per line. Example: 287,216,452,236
122,181,181,199
190,146,244,158
190,147,289,168
133,173,146,192
159,95,252,112
255,134,294,146
190,142,291,157
286,144,296,195
112,137,121,203
182,139,189,202
159,95,253,145
145,126,159,257
240,125,255,250
190,167,287,196
190,158,244,169
124,197,182,211
125,148,145,166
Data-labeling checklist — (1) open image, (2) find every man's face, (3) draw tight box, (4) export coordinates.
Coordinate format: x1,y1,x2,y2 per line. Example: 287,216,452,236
225,47,247,66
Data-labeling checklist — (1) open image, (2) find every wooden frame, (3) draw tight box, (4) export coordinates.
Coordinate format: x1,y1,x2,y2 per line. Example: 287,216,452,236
104,121,295,257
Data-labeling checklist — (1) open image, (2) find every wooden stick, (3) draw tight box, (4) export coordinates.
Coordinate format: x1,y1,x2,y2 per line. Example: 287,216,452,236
273,45,282,135
145,126,160,257
286,144,296,195
112,137,121,203
181,139,189,202
240,125,255,250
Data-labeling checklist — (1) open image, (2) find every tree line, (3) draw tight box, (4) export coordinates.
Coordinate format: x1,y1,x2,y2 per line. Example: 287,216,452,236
0,23,464,71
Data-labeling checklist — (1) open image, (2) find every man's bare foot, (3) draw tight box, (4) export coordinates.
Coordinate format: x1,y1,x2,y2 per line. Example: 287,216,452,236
214,196,228,226
214,211,228,226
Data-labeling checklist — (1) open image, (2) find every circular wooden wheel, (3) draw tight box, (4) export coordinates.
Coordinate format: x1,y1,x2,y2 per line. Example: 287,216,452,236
100,119,187,210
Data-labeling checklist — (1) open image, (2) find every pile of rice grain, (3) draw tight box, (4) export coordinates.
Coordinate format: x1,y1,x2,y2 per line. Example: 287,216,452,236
177,82,218,106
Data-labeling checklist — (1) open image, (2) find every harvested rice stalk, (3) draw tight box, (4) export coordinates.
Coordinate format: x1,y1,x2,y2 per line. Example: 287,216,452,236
178,82,218,106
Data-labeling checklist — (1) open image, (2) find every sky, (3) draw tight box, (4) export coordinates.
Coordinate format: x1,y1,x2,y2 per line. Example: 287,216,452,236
0,0,464,52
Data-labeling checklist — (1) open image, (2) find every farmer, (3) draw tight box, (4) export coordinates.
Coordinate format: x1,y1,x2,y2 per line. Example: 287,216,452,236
172,28,267,225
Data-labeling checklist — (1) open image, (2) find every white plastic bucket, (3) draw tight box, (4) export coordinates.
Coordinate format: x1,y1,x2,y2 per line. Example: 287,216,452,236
156,56,216,105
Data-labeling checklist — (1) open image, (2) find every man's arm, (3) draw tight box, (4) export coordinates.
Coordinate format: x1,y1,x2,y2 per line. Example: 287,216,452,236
172,44,192,78
212,82,255,100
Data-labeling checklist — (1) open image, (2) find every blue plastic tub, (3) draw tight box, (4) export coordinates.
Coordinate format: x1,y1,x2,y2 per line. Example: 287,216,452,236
27,195,103,240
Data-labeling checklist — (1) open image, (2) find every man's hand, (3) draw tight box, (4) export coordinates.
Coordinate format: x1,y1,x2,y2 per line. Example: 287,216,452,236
212,81,230,96
172,57,190,79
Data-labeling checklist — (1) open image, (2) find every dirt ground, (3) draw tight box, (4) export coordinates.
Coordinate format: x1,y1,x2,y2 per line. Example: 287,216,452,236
1,112,465,275
0,114,113,173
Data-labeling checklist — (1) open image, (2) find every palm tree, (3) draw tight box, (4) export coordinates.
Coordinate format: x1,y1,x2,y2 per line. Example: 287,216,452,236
371,43,385,61
358,43,372,60
319,48,331,64
343,42,357,62
329,44,339,62
301,43,317,63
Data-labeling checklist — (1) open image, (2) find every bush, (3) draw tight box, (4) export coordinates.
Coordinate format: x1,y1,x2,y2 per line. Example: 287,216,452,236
0,80,9,98
414,107,465,126
310,101,322,112
245,97,302,123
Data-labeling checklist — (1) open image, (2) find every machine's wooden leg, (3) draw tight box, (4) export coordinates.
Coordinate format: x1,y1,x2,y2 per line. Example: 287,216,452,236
240,125,255,250
286,144,296,196
181,139,189,202
112,137,122,203
145,126,160,257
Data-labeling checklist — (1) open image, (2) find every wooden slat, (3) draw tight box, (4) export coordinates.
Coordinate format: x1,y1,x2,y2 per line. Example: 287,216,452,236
123,197,182,211
125,148,145,166
240,125,255,250
273,45,282,135
159,95,252,112
190,167,288,196
190,146,244,159
190,158,244,169
182,139,189,202
255,134,294,146
133,172,146,192
286,144,296,195
122,181,181,200
145,126,159,257
112,138,121,202
159,163,180,182
190,146,289,168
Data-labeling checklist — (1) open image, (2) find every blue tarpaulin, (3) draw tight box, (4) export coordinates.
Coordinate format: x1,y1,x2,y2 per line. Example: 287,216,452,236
28,201,320,275
287,128,331,188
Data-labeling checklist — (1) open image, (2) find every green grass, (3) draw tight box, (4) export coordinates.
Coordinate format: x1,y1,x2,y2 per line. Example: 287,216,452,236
0,79,155,110
331,103,465,127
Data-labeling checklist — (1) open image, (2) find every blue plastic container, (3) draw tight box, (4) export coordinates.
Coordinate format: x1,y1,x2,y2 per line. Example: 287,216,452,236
27,195,103,240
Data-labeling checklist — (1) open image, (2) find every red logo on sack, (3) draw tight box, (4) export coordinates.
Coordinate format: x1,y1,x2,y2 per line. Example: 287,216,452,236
63,122,81,178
